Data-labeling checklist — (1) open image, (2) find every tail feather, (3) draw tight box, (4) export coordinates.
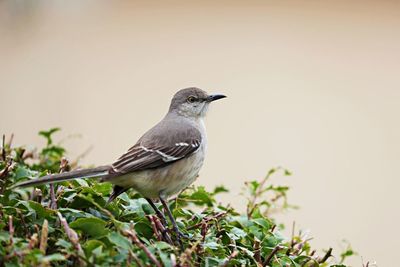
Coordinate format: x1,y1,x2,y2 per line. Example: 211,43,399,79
12,165,110,188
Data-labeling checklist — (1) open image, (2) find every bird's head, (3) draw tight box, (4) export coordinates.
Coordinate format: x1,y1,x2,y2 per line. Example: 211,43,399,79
169,87,226,118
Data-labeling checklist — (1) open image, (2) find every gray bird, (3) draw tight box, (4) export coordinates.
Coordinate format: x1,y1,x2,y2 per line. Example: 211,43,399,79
13,87,226,247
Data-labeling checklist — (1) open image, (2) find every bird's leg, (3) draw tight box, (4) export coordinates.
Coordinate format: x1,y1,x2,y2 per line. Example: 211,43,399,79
145,198,168,227
145,198,173,244
159,194,187,250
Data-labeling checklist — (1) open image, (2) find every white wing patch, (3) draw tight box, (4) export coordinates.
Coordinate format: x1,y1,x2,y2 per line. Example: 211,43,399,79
140,144,183,162
191,140,201,148
155,150,181,162
175,142,189,146
140,145,153,152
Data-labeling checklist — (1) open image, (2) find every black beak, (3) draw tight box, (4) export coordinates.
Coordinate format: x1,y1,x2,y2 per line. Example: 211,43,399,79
207,94,227,102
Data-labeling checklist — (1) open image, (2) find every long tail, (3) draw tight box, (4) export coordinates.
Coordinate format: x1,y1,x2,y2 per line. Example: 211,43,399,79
12,165,110,188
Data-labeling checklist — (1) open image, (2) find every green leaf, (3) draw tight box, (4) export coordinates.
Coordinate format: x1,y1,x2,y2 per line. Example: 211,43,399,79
14,165,38,181
70,217,109,238
39,128,61,145
84,239,106,256
203,241,221,250
213,185,229,195
107,232,132,250
188,186,214,206
42,253,66,262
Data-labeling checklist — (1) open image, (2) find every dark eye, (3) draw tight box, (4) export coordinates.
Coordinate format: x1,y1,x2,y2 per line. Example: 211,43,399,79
187,96,197,103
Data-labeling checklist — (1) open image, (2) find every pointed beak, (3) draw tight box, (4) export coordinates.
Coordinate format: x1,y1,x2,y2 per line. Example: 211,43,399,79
206,94,227,102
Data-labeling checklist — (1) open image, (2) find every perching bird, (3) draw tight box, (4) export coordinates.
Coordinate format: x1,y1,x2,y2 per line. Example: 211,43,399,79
13,87,226,247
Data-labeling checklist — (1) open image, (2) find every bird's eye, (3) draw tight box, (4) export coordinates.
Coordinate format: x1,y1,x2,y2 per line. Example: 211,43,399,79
187,96,197,103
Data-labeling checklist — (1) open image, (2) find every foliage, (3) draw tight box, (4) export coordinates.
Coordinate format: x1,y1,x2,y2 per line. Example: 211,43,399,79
0,130,353,266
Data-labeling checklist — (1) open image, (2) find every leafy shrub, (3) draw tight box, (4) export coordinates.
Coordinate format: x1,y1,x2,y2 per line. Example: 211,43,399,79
0,129,353,266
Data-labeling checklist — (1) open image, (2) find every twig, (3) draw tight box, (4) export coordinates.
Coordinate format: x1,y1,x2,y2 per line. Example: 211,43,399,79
7,133,14,148
129,251,145,267
220,250,239,267
40,219,49,253
153,215,173,244
291,221,295,247
186,211,228,230
263,246,282,267
247,168,277,218
0,158,13,179
292,237,313,256
8,215,14,246
318,247,332,263
123,229,162,267
1,134,5,161
254,237,261,265
49,157,69,209
57,212,85,266
147,215,162,241
179,240,201,266
201,221,208,243
49,184,57,209
286,221,298,256
0,149,15,193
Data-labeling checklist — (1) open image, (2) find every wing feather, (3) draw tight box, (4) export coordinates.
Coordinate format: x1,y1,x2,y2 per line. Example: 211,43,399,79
106,138,201,178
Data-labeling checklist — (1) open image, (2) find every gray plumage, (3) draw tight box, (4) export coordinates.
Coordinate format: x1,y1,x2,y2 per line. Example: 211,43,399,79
13,87,226,202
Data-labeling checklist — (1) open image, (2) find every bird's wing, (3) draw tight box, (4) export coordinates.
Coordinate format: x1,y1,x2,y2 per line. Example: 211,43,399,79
106,125,202,177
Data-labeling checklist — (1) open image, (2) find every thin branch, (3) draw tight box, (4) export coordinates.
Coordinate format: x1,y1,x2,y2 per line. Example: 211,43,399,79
8,215,14,246
147,215,162,241
152,215,173,244
129,251,145,267
318,247,333,263
49,184,57,209
7,133,14,148
291,221,296,247
186,211,228,230
57,212,85,266
254,237,261,265
0,160,12,178
247,168,277,218
179,240,201,266
199,221,207,241
263,246,282,267
221,250,239,267
123,229,162,267
1,134,5,161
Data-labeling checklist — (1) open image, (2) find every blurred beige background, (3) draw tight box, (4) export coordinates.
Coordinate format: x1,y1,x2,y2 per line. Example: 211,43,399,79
1,0,399,266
